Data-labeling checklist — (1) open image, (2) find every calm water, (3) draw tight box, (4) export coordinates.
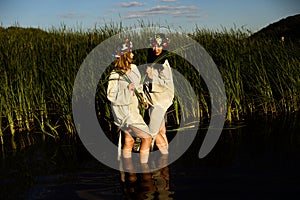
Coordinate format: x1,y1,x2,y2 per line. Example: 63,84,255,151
1,115,300,200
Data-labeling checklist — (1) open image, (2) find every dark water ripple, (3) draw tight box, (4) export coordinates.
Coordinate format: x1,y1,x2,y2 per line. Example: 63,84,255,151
1,115,300,200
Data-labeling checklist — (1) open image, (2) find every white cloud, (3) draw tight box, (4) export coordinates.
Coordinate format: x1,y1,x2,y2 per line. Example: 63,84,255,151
147,5,173,12
153,0,178,2
169,10,184,15
125,14,144,19
119,1,147,8
124,4,201,19
177,6,198,10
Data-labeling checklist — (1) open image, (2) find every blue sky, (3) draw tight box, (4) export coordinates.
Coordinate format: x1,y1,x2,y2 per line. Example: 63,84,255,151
0,0,299,32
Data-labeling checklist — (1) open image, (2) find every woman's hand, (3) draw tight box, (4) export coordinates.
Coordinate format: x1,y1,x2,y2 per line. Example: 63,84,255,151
127,83,135,91
146,66,153,79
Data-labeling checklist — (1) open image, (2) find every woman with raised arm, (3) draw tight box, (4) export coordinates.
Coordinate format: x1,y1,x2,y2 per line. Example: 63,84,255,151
144,33,175,154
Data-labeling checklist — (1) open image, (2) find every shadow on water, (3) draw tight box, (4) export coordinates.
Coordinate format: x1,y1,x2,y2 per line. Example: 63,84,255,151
1,113,300,200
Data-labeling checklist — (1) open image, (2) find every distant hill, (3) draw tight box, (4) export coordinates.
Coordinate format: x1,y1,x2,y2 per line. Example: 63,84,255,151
250,14,300,42
0,26,49,35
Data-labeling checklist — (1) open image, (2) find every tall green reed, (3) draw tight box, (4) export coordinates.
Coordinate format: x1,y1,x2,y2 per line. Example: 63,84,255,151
0,23,299,149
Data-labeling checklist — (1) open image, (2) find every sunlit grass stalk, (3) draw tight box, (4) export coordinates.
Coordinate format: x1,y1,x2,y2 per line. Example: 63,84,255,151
0,96,4,145
2,71,17,145
0,23,299,147
172,97,180,125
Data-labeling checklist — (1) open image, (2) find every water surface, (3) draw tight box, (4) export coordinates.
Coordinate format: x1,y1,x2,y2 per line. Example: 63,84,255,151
1,115,300,199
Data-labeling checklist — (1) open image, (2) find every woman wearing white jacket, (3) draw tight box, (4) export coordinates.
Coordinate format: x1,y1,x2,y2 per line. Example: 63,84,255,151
145,33,175,154
107,40,151,163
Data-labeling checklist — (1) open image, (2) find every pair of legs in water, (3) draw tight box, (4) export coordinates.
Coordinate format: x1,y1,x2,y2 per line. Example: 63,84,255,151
122,119,169,163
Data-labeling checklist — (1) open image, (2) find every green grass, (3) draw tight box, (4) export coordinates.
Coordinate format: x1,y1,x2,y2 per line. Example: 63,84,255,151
0,24,299,148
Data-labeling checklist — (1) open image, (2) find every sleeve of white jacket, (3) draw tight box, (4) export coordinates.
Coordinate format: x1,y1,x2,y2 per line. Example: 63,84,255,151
152,59,174,93
107,72,132,105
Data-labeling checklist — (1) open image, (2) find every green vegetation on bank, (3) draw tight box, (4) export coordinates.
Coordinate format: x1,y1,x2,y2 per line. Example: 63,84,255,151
0,24,299,148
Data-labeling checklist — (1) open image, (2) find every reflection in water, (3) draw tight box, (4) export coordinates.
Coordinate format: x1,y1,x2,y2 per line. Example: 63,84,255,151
120,155,174,199
1,115,300,199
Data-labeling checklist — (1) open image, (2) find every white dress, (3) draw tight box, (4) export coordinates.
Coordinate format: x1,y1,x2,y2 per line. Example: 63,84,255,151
107,64,150,135
148,59,175,135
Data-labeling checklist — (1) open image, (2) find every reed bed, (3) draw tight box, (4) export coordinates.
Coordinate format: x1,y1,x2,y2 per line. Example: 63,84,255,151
0,24,299,149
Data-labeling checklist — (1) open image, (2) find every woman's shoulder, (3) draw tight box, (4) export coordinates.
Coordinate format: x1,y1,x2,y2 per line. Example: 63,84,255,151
130,64,138,70
130,64,141,75
109,70,120,79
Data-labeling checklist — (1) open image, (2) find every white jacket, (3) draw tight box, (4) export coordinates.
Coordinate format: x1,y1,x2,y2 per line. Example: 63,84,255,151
150,59,175,112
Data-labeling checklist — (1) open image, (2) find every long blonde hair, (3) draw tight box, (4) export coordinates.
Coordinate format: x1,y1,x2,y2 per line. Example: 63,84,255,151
114,52,133,71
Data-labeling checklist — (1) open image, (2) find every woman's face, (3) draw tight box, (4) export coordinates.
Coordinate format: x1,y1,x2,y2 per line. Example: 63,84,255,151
153,45,163,56
129,52,134,59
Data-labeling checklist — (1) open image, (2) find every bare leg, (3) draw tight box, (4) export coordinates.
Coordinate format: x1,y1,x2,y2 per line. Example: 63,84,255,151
159,121,168,145
129,125,152,163
123,130,135,158
155,119,168,154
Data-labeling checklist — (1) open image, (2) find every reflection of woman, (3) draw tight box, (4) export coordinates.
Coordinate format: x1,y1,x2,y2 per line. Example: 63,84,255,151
107,40,151,163
121,155,173,199
145,33,174,154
